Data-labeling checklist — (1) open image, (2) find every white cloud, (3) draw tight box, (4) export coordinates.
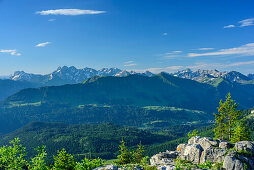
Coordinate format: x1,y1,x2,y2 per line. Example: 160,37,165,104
223,18,254,28
35,42,51,47
239,18,254,27
48,18,56,22
0,49,21,56
124,63,137,67
162,33,168,36
165,51,182,55
227,60,254,66
36,9,106,16
188,43,254,57
224,25,235,29
172,51,182,53
197,48,215,51
163,51,183,59
124,61,134,64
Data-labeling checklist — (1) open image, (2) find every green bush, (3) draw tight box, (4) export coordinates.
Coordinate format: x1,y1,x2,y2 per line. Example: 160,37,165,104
0,138,27,169
29,146,48,170
187,129,199,139
75,158,104,170
53,149,76,170
198,160,213,169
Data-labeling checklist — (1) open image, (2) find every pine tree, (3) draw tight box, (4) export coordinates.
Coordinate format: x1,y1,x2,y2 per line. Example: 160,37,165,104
116,139,132,165
53,149,76,170
231,120,251,143
214,100,227,140
224,93,241,140
214,93,241,141
133,141,144,164
214,93,251,142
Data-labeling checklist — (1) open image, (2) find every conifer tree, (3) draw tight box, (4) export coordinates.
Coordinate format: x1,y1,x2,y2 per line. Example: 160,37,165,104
214,93,241,141
53,148,76,170
231,120,251,143
214,93,250,142
214,100,227,140
133,141,144,164
116,139,132,165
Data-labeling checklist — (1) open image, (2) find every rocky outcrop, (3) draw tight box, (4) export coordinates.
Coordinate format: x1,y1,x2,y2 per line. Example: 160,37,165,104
150,137,254,170
150,151,178,166
200,148,227,163
235,141,254,154
95,165,118,170
223,155,245,170
219,141,231,149
179,144,203,164
96,137,254,170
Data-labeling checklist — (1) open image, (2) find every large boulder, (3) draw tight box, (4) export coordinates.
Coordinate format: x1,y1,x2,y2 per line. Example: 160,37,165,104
198,137,219,150
188,136,201,144
223,155,244,170
237,155,254,170
235,141,254,154
188,136,219,150
176,144,187,152
150,151,178,166
180,144,203,164
200,148,227,163
95,165,118,170
219,141,232,149
156,165,176,170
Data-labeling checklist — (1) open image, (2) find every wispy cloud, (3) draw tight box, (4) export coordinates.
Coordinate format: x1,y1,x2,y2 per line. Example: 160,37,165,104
163,51,183,59
224,18,254,28
0,49,21,56
239,18,254,27
162,33,168,36
124,61,137,67
224,25,236,29
48,18,56,22
165,51,182,55
35,42,51,47
36,9,106,16
188,43,254,57
227,60,254,66
124,63,137,67
124,61,134,64
172,51,182,53
196,48,215,51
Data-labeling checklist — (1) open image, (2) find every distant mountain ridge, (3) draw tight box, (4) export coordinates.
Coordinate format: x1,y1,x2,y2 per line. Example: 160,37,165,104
10,66,154,86
9,66,254,86
172,69,253,83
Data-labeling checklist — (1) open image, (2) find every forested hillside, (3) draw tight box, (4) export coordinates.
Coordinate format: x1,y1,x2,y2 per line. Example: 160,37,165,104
0,104,211,135
5,73,254,113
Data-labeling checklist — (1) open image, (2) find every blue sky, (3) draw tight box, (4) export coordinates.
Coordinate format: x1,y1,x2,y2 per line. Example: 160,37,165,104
0,0,254,75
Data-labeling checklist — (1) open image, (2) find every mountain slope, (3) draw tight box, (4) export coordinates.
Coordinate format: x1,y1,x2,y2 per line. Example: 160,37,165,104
0,122,171,160
0,79,37,101
5,73,254,113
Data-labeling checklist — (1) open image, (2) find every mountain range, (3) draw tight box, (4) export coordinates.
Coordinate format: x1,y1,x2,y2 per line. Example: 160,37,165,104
5,72,254,113
7,66,254,86
0,66,253,102
10,66,154,86
172,69,254,83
